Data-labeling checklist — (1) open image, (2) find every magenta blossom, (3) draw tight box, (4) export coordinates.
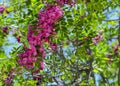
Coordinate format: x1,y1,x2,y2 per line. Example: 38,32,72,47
56,0,76,6
92,34,103,45
50,43,57,51
0,6,5,14
113,45,119,52
40,62,45,70
3,77,12,85
3,26,8,34
17,36,21,42
18,5,63,69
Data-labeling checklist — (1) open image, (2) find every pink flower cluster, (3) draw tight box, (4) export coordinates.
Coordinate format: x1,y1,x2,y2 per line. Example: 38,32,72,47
40,62,45,70
56,0,76,6
56,0,68,5
38,5,63,30
17,5,63,69
17,45,37,69
92,33,103,45
4,77,12,85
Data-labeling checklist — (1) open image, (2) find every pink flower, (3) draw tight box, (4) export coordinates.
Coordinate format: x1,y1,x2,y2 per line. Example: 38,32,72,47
56,0,76,6
40,62,45,70
22,58,28,64
0,6,5,14
56,0,68,5
3,26,8,34
26,63,34,69
106,54,113,58
17,36,21,42
113,45,119,52
3,77,12,84
50,43,57,50
92,34,103,45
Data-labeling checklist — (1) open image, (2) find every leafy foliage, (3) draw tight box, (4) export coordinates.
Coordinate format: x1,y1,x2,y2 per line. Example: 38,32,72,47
0,0,120,85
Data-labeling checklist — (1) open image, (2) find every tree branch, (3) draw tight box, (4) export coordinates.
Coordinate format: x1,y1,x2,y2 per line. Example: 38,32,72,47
118,17,120,86
70,78,82,86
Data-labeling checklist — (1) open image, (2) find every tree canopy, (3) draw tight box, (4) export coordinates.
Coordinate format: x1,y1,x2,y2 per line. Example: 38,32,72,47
0,0,120,86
